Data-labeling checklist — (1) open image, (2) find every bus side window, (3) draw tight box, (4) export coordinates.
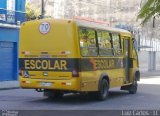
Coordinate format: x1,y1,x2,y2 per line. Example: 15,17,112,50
79,28,97,56
97,31,113,56
112,33,122,55
121,37,124,54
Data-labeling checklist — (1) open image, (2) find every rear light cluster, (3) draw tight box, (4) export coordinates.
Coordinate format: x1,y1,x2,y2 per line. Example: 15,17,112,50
21,51,30,55
61,82,72,86
61,51,71,55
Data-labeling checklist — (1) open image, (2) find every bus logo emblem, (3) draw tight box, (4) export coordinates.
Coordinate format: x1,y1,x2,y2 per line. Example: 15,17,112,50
39,22,50,34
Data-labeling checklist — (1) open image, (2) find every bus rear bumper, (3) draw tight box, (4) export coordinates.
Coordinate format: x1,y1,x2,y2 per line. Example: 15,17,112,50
19,77,80,91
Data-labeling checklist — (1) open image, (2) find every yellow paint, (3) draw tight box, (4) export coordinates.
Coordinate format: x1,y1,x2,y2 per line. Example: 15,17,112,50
19,19,139,92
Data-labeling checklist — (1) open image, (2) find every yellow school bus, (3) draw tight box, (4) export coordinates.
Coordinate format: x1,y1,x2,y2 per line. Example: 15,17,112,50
19,19,140,100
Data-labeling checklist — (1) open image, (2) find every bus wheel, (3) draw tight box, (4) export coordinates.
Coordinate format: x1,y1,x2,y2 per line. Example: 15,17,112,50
129,81,137,94
44,90,63,99
97,79,109,101
54,91,64,98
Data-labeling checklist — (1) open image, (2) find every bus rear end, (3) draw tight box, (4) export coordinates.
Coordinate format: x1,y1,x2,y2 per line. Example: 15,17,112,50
19,19,81,93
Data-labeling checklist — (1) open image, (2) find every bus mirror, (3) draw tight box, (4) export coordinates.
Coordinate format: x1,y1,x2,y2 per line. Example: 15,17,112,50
132,38,138,51
132,38,135,42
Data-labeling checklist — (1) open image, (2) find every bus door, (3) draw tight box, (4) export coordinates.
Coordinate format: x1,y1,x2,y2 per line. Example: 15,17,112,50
123,38,130,83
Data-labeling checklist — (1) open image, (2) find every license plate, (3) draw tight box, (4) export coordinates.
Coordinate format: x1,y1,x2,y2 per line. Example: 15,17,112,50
40,82,52,87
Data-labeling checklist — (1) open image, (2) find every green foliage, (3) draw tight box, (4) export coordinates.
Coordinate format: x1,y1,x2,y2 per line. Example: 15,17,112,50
26,2,40,21
79,28,95,39
137,0,160,25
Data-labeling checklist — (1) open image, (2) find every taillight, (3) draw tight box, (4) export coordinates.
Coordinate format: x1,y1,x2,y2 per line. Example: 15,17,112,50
21,51,30,55
61,51,71,55
72,69,79,77
19,69,22,76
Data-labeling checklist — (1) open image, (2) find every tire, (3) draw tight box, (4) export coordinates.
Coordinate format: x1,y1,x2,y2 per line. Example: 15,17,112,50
97,79,109,101
44,90,63,99
129,81,137,94
54,91,63,98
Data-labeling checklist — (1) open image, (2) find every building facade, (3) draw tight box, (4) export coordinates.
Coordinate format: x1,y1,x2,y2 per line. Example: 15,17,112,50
0,0,25,81
26,0,160,72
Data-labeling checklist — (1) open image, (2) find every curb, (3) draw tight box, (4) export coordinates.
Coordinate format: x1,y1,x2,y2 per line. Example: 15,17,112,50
140,71,160,77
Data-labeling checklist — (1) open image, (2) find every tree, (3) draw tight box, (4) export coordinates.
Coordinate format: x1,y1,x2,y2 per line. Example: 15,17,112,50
26,2,40,21
137,0,160,25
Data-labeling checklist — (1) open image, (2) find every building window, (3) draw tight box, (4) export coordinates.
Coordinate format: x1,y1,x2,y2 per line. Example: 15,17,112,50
7,0,15,11
6,0,15,23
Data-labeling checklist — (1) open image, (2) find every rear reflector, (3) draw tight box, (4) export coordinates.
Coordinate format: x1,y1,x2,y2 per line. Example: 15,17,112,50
21,51,30,55
61,51,71,55
61,82,72,86
22,81,31,84
61,51,65,54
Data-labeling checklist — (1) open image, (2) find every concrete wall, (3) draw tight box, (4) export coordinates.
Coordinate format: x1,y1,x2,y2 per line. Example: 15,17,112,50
156,52,160,70
139,51,160,72
138,51,149,72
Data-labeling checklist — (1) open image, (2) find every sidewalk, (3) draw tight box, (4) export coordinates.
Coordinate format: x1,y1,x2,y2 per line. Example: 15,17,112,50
0,71,160,89
0,81,19,90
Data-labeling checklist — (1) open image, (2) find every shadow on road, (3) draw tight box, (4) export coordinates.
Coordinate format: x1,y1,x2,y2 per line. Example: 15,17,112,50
1,84,160,110
29,90,129,105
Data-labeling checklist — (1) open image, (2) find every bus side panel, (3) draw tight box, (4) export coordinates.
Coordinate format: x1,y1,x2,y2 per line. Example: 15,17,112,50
79,58,125,91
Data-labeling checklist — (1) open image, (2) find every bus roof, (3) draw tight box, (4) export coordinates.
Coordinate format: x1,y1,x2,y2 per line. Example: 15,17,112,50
75,19,131,34
23,18,131,35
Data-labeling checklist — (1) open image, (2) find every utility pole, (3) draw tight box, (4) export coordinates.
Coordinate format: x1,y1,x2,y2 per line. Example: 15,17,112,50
41,0,45,18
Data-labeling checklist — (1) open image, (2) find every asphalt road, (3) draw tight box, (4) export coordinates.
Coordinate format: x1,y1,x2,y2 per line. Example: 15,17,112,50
0,76,160,111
